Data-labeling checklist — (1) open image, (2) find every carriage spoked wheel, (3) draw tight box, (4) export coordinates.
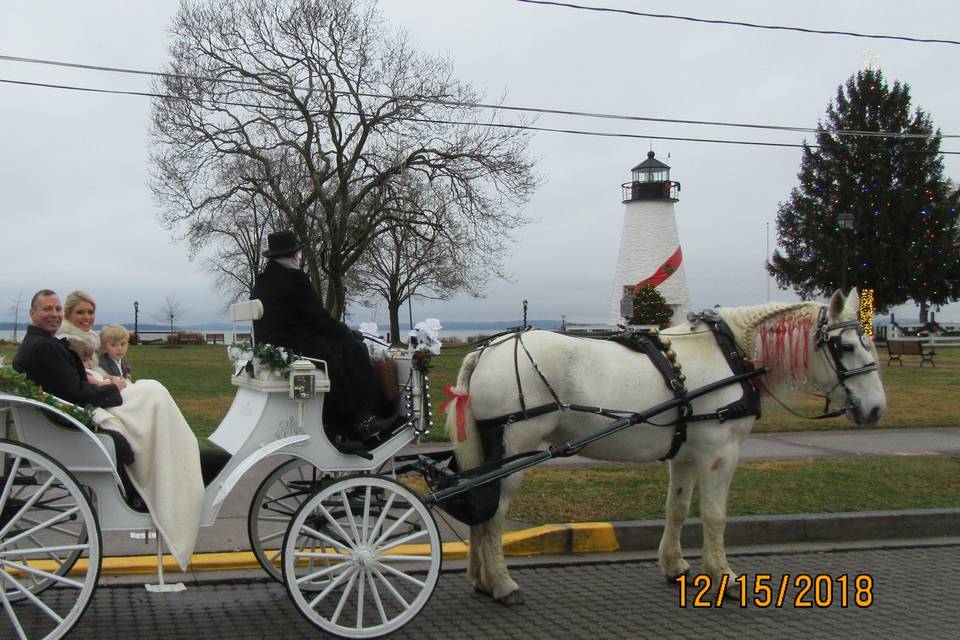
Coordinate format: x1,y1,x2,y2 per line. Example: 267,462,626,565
282,475,441,639
0,439,102,640
247,458,330,582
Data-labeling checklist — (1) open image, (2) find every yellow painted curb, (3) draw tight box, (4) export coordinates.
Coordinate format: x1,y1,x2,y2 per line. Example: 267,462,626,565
570,522,620,553
503,524,569,555
10,523,621,577
501,522,620,555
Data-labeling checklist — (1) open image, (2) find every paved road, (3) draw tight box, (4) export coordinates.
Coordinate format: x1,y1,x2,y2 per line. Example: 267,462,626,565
60,541,958,639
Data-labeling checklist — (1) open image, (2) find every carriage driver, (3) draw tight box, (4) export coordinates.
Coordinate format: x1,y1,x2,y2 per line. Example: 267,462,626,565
250,230,398,440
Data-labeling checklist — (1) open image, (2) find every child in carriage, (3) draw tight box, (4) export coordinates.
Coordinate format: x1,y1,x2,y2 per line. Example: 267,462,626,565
99,323,133,379
64,338,112,387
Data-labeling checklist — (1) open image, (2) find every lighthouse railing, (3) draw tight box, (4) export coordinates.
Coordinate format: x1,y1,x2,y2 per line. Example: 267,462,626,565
621,180,681,202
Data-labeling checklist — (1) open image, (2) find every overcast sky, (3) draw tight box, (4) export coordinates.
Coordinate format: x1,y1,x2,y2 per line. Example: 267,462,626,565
2,0,958,327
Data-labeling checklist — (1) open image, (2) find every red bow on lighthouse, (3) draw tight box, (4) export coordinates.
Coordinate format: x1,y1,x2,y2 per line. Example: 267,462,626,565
440,384,470,443
634,246,683,291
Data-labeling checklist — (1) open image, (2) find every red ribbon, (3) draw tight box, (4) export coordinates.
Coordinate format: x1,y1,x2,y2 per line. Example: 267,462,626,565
634,246,683,292
440,384,470,443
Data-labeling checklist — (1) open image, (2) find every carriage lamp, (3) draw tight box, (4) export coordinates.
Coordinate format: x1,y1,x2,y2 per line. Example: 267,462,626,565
290,359,317,400
289,359,318,426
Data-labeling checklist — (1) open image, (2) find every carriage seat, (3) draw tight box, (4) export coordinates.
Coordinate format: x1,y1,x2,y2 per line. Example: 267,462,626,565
230,300,263,343
7,397,133,467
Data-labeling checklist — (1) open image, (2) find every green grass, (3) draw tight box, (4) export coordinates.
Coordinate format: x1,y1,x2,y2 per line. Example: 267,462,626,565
509,456,960,523
125,344,235,441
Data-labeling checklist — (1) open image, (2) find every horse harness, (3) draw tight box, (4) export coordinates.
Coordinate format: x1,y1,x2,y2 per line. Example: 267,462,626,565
434,308,876,526
472,310,762,462
809,306,879,417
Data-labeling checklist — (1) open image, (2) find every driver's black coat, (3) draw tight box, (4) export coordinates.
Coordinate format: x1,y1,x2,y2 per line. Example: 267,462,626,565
250,260,381,425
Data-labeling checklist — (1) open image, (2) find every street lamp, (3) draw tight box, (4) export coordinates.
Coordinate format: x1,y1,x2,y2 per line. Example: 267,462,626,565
837,213,855,291
133,301,139,344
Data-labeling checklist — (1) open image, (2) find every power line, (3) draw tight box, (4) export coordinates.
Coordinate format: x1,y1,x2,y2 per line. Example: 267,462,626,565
515,0,960,46
0,53,953,140
2,76,958,155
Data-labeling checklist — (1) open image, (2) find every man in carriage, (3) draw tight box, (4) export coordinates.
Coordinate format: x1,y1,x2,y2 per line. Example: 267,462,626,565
250,230,399,441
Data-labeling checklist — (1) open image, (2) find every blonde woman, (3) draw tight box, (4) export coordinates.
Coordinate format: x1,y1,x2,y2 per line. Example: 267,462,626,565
55,290,127,388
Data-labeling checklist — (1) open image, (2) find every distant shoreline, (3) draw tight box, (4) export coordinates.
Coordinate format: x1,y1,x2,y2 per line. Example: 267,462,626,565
0,319,568,333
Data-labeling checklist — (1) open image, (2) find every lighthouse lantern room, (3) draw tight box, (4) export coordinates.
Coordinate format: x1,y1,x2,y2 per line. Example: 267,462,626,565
621,151,680,202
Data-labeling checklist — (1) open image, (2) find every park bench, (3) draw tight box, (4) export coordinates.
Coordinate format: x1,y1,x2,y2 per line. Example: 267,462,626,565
168,331,204,345
206,333,225,344
886,338,935,367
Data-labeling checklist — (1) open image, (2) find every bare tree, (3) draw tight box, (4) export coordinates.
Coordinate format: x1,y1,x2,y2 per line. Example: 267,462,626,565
195,187,287,306
150,0,537,319
7,291,25,343
152,296,188,334
352,175,507,342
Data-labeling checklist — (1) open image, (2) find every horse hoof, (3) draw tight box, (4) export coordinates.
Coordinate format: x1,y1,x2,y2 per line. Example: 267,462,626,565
495,590,525,606
666,568,690,586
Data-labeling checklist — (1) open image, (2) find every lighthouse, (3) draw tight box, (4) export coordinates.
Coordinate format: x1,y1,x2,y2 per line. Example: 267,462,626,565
609,151,691,325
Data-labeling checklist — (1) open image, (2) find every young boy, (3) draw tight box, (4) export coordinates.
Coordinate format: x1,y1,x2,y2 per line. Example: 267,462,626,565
99,324,133,380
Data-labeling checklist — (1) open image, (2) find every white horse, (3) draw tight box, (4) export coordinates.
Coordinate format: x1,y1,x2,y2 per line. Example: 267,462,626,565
447,289,886,604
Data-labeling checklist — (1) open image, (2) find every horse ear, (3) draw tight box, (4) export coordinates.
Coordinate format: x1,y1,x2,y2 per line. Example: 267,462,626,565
828,289,845,322
845,288,860,317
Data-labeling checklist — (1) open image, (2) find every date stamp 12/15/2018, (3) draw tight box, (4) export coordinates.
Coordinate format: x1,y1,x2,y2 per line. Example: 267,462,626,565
677,574,874,609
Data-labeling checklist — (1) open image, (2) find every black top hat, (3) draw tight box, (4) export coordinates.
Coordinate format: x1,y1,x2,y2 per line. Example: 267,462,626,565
263,231,303,257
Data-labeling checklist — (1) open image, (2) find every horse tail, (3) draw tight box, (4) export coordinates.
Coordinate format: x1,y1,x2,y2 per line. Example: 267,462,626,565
449,350,484,470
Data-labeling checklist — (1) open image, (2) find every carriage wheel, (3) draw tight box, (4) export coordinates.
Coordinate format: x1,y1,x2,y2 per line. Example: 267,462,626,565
0,439,102,640
248,458,327,582
282,475,441,639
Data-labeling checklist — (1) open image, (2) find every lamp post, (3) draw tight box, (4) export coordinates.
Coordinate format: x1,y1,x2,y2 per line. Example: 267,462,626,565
837,213,855,291
133,301,139,344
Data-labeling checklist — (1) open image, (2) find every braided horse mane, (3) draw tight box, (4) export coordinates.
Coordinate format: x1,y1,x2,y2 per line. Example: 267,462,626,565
715,301,822,389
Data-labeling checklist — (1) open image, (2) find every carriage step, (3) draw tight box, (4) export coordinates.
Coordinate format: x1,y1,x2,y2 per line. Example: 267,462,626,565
130,530,158,541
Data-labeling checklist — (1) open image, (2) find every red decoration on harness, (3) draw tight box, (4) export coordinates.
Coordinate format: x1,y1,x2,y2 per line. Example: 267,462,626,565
634,246,683,291
440,384,470,443
756,313,814,386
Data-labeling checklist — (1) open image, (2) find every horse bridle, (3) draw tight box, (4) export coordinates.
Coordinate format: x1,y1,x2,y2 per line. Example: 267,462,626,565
812,307,879,417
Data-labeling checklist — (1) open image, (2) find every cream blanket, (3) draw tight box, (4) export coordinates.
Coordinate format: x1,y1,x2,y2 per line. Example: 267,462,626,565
93,380,204,570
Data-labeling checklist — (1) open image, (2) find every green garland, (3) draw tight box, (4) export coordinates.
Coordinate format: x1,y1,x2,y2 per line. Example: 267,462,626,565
0,364,97,428
229,341,298,375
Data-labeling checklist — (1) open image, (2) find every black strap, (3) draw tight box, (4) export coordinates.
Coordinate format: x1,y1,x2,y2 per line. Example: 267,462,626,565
609,331,690,460
687,311,762,424
475,402,560,432
513,335,526,416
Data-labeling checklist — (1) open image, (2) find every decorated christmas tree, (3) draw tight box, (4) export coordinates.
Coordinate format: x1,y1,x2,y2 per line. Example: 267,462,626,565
768,68,960,322
630,283,673,327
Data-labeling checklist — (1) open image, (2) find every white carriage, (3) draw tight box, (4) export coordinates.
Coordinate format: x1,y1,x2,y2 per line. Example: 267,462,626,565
0,302,443,640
